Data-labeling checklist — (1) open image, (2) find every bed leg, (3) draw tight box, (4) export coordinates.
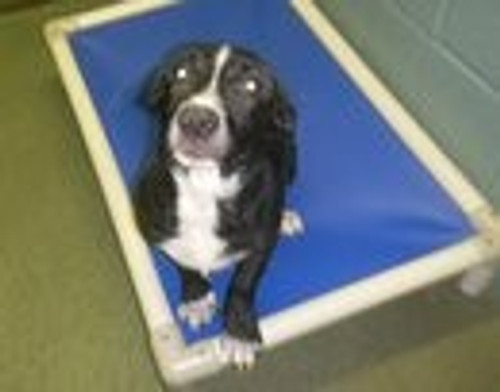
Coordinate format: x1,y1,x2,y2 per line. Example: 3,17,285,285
458,265,496,297
461,210,500,296
151,324,224,386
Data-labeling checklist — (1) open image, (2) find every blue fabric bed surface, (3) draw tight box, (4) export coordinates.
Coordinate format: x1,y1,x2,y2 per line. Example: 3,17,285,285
69,0,474,343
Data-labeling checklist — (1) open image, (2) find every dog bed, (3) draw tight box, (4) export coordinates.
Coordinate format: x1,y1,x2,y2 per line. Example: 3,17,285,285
45,0,500,385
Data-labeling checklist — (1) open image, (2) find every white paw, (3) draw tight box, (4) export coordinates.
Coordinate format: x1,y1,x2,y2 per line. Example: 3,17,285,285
178,292,217,330
280,209,305,237
214,335,261,370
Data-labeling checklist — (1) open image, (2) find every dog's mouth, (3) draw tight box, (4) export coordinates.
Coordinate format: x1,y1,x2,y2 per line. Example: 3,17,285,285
173,137,228,166
178,138,220,159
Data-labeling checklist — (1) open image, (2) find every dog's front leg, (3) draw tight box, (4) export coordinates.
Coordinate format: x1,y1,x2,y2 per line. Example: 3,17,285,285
216,250,271,369
176,266,217,330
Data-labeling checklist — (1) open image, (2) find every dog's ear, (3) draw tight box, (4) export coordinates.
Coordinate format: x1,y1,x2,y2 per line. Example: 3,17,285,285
271,88,296,135
144,65,171,115
269,88,297,185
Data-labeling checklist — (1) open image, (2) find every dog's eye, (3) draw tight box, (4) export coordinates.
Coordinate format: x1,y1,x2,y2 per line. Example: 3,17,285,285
243,78,259,94
175,66,189,81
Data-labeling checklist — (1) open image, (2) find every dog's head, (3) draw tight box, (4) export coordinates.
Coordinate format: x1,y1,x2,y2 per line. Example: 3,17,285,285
146,43,296,172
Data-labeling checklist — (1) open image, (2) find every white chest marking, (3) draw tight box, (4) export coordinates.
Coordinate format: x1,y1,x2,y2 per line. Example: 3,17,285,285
161,165,241,275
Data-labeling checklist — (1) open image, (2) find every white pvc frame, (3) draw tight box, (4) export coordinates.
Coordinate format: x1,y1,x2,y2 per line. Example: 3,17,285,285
44,0,500,385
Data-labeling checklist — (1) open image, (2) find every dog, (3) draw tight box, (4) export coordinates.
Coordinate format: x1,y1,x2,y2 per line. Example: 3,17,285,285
134,42,303,368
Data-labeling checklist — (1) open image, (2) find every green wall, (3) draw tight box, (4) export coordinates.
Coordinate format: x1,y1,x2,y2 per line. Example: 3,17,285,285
317,0,500,208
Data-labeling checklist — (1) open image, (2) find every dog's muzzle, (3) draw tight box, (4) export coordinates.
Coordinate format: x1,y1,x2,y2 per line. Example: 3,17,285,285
177,104,220,141
172,103,228,162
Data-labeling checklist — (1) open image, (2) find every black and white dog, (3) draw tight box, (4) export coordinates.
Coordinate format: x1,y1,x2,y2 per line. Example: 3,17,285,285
134,43,302,368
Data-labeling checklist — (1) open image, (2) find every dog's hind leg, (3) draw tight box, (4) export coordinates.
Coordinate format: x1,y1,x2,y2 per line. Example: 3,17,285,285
280,209,305,237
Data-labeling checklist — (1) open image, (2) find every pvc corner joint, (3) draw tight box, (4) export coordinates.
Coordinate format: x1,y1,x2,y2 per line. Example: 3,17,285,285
472,207,500,258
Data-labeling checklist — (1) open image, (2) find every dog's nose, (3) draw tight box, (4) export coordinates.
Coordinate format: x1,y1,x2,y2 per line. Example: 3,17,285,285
177,105,220,140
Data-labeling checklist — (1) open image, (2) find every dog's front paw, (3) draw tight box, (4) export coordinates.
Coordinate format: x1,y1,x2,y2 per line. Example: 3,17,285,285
178,291,217,330
280,209,305,237
214,335,261,370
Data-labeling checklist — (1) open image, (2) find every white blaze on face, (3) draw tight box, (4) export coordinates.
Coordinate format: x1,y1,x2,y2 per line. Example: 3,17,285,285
170,45,232,167
200,45,231,101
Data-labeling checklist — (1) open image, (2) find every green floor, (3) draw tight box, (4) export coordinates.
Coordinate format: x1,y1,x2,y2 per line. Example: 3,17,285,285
1,2,499,391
